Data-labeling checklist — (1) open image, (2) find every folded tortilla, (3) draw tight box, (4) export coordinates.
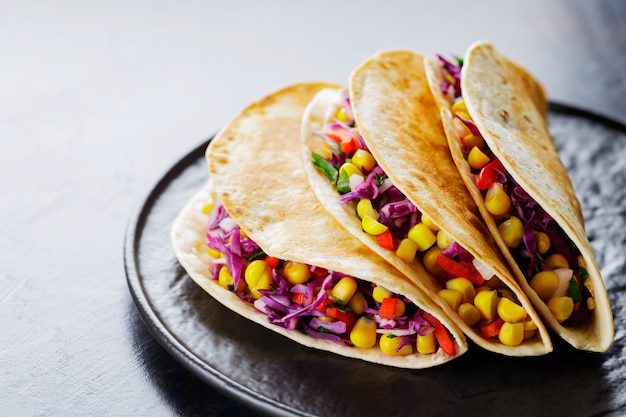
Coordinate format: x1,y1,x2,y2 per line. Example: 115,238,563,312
171,82,467,368
424,41,614,352
302,50,552,356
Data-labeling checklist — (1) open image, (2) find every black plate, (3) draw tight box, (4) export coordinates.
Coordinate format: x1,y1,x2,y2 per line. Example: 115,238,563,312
125,103,626,417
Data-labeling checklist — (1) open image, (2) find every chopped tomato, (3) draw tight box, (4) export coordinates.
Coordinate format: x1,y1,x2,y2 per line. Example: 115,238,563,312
264,256,280,269
375,230,394,250
480,317,505,338
326,130,358,155
315,299,357,332
293,292,307,305
379,298,398,320
475,159,505,190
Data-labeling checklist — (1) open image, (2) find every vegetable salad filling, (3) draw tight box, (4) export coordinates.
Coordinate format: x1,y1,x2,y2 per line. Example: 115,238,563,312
203,194,456,357
438,55,595,327
310,91,537,346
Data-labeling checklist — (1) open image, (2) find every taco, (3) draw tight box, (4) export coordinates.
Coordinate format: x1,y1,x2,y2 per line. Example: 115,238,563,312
171,82,467,368
424,41,614,352
302,50,552,356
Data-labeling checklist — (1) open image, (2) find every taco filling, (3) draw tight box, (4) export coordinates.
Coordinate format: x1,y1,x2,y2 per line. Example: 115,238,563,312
436,55,594,327
203,192,456,357
311,91,538,347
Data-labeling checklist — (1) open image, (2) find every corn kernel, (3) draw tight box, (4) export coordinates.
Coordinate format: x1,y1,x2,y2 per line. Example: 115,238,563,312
583,275,595,297
529,270,559,301
498,322,524,346
331,277,358,303
446,277,476,304
283,261,311,285
474,290,500,320
349,317,377,348
436,229,455,250
497,297,527,322
498,216,524,248
379,334,412,356
218,266,234,289
202,203,213,214
545,253,569,269
468,146,491,169
335,107,348,122
461,134,484,150
245,260,274,299
523,319,537,339
458,303,481,326
485,183,511,216
416,332,437,354
408,223,437,252
206,246,223,258
438,288,461,311
361,215,388,236
423,246,445,277
351,149,377,173
356,199,378,220
451,99,467,114
547,296,574,322
587,297,596,311
372,285,392,303
347,290,366,315
339,162,363,178
396,238,418,263
535,232,551,254
421,214,440,232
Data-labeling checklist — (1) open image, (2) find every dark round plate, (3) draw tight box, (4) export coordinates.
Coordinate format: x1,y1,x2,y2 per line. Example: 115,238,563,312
125,103,626,417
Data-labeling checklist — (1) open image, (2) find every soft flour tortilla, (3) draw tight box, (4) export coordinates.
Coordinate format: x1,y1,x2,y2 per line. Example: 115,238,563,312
172,82,467,368
302,50,552,356
424,41,614,352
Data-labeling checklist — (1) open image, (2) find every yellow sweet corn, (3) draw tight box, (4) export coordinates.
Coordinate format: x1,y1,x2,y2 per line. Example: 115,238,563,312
372,285,392,303
529,270,559,301
339,162,363,178
283,261,311,285
498,322,524,346
451,99,467,114
348,290,366,315
349,317,377,348
458,303,481,326
423,246,445,277
335,107,348,122
468,146,491,169
523,319,538,340
485,183,511,215
436,229,455,250
361,215,388,235
474,290,500,321
498,216,524,248
356,199,378,220
407,223,437,252
438,288,461,311
462,134,484,150
244,260,273,299
547,296,574,322
421,214,440,232
545,253,569,269
218,266,234,289
396,238,418,263
496,297,527,323
446,277,476,304
535,232,551,254
379,334,412,356
351,149,377,173
331,277,357,303
416,332,437,354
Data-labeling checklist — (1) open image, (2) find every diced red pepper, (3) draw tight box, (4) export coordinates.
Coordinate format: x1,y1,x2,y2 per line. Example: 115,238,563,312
437,252,485,286
375,230,395,250
311,266,328,277
379,298,398,320
480,317,505,338
264,256,280,269
422,311,456,356
315,300,357,332
293,292,306,305
326,130,358,155
475,159,505,190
